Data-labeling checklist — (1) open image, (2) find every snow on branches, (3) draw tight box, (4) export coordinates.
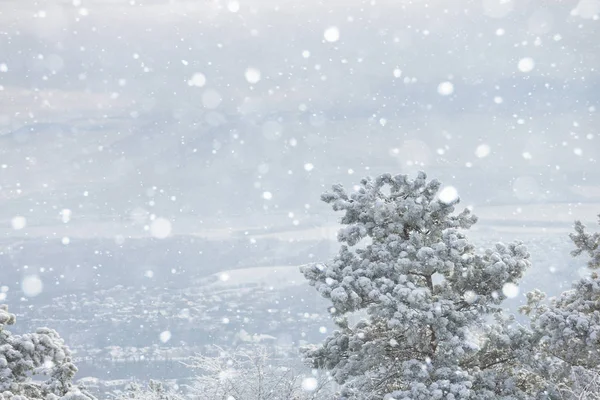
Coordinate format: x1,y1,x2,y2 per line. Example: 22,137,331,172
0,305,94,400
521,217,600,399
301,172,531,399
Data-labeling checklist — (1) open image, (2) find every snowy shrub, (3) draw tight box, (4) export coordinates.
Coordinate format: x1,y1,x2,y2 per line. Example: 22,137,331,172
114,380,181,400
186,344,332,400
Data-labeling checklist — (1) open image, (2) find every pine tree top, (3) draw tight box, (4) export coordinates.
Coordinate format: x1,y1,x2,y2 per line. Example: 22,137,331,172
321,171,477,246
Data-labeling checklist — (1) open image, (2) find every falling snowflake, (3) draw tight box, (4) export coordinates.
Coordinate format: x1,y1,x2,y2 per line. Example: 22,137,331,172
502,282,519,298
11,216,26,230
323,27,340,42
227,1,240,12
475,144,491,158
301,377,318,391
463,291,478,303
22,275,43,297
518,57,535,73
437,81,454,96
188,72,207,87
244,68,261,84
438,186,459,204
159,331,172,343
150,218,172,239
219,273,230,282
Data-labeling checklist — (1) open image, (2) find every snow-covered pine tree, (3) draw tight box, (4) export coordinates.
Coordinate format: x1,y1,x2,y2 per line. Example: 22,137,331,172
0,305,94,400
300,172,532,399
521,215,600,399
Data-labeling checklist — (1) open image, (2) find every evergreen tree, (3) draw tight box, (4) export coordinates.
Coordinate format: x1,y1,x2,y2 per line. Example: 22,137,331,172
521,215,600,399
0,305,94,400
301,172,531,399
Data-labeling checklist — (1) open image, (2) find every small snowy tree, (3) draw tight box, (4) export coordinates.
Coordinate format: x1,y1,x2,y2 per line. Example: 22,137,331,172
0,305,94,400
300,172,532,399
521,215,600,399
186,345,332,400
115,380,182,400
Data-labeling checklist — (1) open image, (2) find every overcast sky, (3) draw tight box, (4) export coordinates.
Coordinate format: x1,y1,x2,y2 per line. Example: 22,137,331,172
0,0,598,232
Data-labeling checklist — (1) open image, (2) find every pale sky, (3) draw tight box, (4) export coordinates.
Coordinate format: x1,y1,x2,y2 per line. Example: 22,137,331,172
0,0,598,227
